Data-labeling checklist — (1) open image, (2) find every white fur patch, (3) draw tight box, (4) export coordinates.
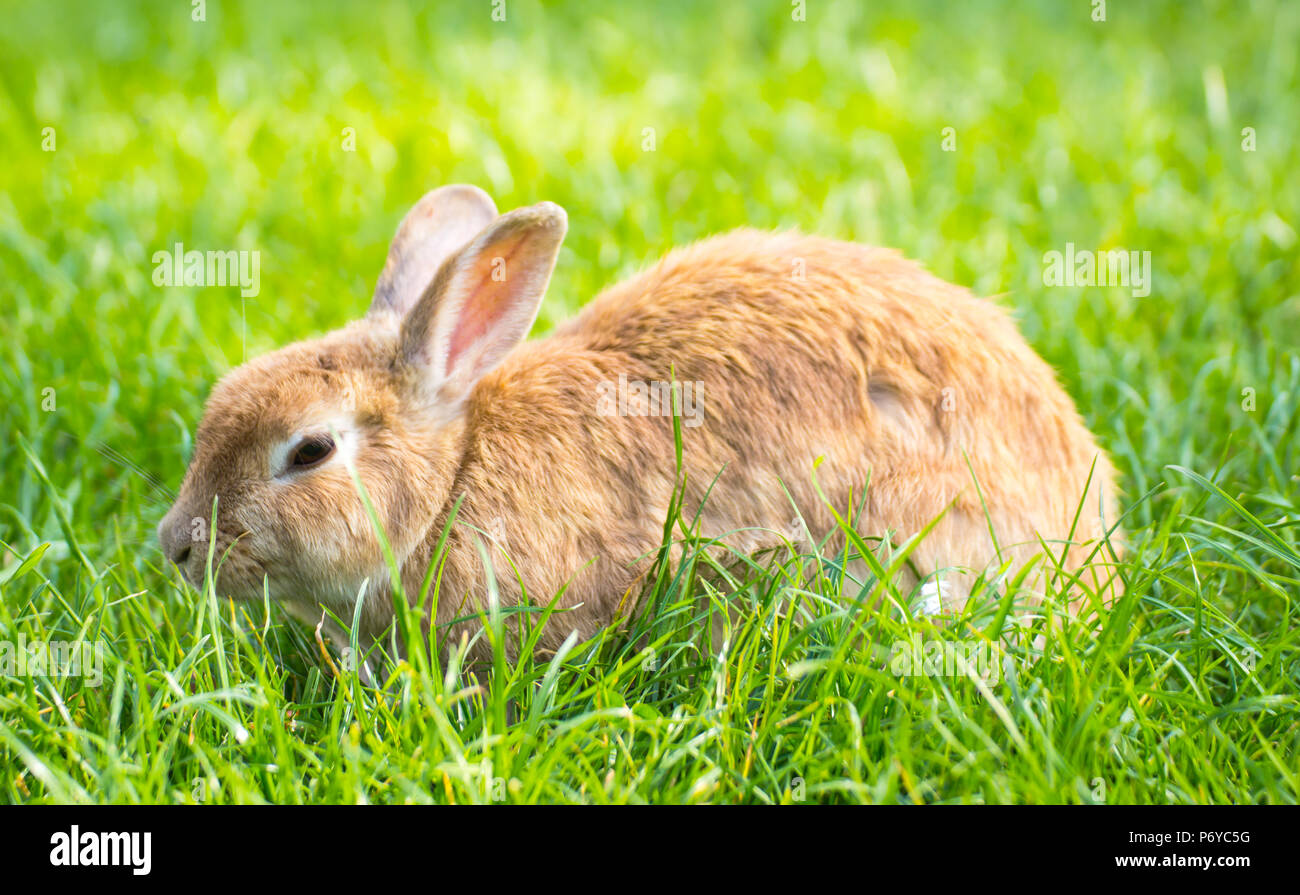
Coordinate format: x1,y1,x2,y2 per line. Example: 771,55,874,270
918,578,950,617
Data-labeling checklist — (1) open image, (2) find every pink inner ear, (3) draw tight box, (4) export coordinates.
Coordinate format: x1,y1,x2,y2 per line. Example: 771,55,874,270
446,233,529,373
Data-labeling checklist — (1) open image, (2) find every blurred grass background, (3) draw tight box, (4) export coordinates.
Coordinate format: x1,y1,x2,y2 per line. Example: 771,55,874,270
0,0,1297,803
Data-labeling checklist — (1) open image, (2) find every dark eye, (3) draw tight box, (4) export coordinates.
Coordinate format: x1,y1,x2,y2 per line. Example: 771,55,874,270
290,435,334,469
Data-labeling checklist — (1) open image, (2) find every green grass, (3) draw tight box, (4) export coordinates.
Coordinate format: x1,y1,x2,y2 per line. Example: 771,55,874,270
1,0,1297,804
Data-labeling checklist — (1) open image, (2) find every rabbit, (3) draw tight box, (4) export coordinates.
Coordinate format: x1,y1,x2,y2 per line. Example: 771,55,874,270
157,184,1121,668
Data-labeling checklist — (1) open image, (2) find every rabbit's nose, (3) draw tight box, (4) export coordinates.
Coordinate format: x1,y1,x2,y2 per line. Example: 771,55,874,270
158,511,194,572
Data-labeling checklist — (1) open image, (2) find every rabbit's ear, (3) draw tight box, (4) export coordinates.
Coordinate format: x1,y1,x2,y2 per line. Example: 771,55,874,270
369,184,499,317
400,202,567,405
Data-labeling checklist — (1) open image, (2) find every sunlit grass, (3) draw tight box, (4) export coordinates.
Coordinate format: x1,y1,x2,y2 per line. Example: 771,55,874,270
1,0,1297,803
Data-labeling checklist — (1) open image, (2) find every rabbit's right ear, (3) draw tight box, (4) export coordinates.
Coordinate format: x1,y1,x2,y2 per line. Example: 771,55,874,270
369,185,499,318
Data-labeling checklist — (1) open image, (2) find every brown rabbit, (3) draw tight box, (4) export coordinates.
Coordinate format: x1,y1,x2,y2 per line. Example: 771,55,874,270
158,184,1120,666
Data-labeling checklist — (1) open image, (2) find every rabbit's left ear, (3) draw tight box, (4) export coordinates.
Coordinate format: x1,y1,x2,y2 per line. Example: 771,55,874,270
399,201,567,406
370,184,499,317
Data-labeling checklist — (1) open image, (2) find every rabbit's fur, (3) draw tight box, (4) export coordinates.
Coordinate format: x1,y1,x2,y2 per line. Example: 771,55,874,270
159,185,1120,664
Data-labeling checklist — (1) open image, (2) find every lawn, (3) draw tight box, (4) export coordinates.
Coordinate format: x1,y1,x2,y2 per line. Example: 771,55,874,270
0,0,1296,804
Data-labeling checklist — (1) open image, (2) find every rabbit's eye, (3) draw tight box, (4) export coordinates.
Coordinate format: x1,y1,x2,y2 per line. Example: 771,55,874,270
290,435,334,469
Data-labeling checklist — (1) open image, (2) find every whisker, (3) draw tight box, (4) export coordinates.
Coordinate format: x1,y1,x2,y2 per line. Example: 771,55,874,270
98,489,171,511
81,436,177,502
